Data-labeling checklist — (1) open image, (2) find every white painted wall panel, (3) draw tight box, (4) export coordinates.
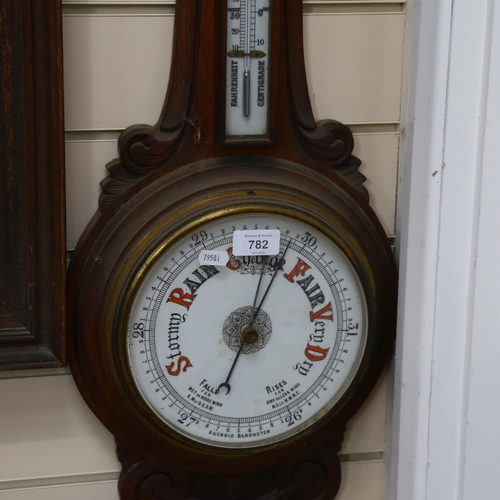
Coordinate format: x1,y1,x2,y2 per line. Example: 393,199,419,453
0,482,119,500
65,141,112,248
63,16,174,130
343,368,387,454
0,376,119,483
356,133,398,235
337,461,385,499
305,14,405,124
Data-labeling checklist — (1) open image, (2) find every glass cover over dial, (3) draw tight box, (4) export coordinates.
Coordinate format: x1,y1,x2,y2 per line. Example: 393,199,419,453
127,213,367,448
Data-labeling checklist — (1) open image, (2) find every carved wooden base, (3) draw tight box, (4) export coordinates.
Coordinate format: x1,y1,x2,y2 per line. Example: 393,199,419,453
116,436,344,500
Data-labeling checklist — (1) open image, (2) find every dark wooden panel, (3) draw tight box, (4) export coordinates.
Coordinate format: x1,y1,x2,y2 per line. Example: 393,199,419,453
0,0,66,369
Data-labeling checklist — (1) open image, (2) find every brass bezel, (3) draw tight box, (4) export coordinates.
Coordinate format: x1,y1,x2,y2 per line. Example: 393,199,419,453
107,191,376,459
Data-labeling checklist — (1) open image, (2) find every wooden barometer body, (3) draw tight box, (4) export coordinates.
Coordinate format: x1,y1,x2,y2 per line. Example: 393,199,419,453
67,1,397,499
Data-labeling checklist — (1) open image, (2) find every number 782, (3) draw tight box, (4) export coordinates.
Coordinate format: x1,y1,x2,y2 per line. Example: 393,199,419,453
248,239,269,250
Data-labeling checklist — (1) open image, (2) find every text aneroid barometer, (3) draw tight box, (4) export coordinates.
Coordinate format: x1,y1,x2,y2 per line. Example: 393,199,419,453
67,1,397,499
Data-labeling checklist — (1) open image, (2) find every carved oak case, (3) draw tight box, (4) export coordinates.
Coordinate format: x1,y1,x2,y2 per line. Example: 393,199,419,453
67,1,397,499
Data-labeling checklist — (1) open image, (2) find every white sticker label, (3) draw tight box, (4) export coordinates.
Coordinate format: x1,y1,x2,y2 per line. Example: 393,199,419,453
232,230,281,256
198,250,230,266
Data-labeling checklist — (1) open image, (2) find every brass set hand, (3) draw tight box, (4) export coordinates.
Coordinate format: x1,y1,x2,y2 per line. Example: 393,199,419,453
218,242,290,395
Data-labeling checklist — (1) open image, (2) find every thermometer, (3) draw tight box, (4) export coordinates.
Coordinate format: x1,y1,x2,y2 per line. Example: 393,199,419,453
226,0,271,138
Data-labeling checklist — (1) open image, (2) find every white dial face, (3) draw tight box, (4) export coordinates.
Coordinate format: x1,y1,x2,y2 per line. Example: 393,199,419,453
225,0,271,137
127,214,367,448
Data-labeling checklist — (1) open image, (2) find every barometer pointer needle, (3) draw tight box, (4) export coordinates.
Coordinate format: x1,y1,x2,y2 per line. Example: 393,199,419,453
250,240,291,323
251,256,269,313
218,241,291,395
217,340,245,396
218,256,268,395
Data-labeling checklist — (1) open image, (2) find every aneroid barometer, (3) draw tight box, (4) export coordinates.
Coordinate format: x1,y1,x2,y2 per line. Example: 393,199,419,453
67,1,397,499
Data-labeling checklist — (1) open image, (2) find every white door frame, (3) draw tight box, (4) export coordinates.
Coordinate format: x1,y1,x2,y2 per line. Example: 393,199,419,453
389,0,500,498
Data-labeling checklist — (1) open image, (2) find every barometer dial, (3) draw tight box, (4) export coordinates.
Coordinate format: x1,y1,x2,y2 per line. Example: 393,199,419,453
126,213,366,448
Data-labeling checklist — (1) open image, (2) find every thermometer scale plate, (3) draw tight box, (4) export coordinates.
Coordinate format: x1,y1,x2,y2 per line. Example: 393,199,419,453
226,0,271,138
